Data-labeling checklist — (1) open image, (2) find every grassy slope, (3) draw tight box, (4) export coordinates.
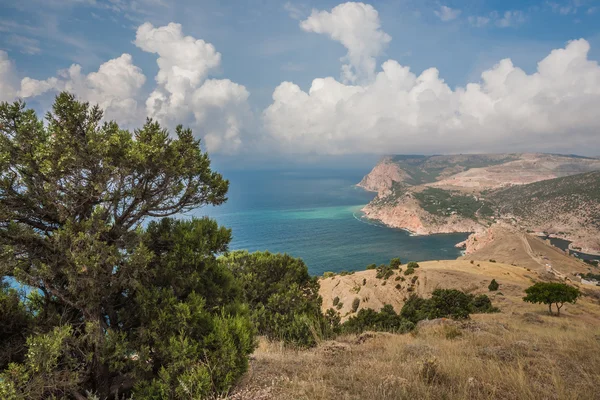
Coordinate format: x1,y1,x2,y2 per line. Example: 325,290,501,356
488,171,600,231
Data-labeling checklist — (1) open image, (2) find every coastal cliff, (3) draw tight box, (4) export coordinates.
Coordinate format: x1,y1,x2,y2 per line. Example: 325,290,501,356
358,154,600,253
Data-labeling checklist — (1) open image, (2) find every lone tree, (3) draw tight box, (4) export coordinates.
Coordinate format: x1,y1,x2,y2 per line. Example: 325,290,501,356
523,282,580,316
488,279,499,291
0,93,255,398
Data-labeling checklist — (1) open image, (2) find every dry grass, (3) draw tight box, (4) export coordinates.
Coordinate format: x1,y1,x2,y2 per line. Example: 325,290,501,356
228,311,600,400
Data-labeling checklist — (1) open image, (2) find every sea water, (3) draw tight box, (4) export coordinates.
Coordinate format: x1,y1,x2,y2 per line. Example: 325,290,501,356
197,169,468,276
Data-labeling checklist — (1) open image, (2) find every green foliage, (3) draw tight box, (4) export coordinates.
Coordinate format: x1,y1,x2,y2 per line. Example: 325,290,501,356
0,94,252,399
362,278,367,286
325,309,341,331
0,281,32,370
581,272,600,281
351,298,360,313
390,258,402,269
400,290,499,324
219,250,327,347
333,297,340,307
376,264,395,280
323,271,335,278
413,188,493,220
407,261,420,269
404,267,415,276
366,263,377,270
341,305,415,334
488,279,499,291
523,282,581,316
411,276,418,284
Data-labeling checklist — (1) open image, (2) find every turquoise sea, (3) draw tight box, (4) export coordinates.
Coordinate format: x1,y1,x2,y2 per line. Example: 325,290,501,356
196,169,469,276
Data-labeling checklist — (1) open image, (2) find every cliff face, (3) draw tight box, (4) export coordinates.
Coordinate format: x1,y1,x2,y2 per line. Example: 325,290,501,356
358,154,600,251
356,158,408,195
362,195,484,235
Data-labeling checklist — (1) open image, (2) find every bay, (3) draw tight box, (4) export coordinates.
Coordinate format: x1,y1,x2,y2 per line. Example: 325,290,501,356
196,169,469,276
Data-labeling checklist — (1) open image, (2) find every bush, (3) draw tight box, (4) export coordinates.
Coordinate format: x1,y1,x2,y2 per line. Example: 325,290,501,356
411,276,418,284
341,305,414,334
395,284,402,290
390,258,402,269
400,289,499,324
336,302,343,310
470,294,499,313
352,298,361,313
404,267,415,275
366,263,377,270
488,279,499,291
323,271,335,278
363,278,367,286
407,261,420,269
489,259,497,263
221,251,328,347
376,265,395,280
333,297,340,306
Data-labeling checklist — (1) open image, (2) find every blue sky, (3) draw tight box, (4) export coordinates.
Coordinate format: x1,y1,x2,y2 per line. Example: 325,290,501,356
1,0,600,160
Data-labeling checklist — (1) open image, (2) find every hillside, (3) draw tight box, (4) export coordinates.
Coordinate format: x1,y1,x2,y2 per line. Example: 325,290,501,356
487,172,600,254
231,251,600,400
359,154,600,253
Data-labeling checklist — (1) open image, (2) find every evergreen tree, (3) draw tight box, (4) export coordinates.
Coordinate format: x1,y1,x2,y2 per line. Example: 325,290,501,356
0,93,254,399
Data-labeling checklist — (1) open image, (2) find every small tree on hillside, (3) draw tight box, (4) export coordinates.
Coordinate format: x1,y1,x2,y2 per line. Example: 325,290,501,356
390,258,402,269
523,282,580,316
488,279,499,291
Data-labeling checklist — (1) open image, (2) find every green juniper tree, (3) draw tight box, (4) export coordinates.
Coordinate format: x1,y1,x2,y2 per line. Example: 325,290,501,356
0,93,255,399
523,282,580,316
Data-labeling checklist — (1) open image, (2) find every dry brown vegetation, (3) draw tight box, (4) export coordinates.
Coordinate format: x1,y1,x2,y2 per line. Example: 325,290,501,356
228,310,600,400
223,236,600,399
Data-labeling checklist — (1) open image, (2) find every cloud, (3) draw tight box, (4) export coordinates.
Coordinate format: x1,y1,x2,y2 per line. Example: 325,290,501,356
284,2,307,20
468,10,526,28
19,54,146,124
134,22,250,153
299,2,391,83
434,5,461,22
495,10,526,27
6,35,41,55
263,39,600,155
0,51,19,102
468,16,490,27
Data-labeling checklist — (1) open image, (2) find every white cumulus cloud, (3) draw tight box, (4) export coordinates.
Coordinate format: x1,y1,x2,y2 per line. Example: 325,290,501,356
134,22,250,153
263,39,600,155
299,2,391,83
0,50,19,102
18,54,146,124
434,5,461,22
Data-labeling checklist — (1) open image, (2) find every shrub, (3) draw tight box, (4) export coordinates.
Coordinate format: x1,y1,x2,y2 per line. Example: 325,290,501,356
407,261,420,269
470,260,474,264
325,308,341,331
363,278,367,286
352,298,361,313
411,276,418,284
470,294,499,313
333,297,340,306
444,325,463,340
341,305,414,334
404,267,415,275
400,290,499,324
376,265,394,280
488,279,499,291
336,303,343,310
523,282,580,316
489,259,497,263
323,271,335,278
221,250,328,347
395,276,402,281
395,284,402,290
366,263,377,270
390,258,402,269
